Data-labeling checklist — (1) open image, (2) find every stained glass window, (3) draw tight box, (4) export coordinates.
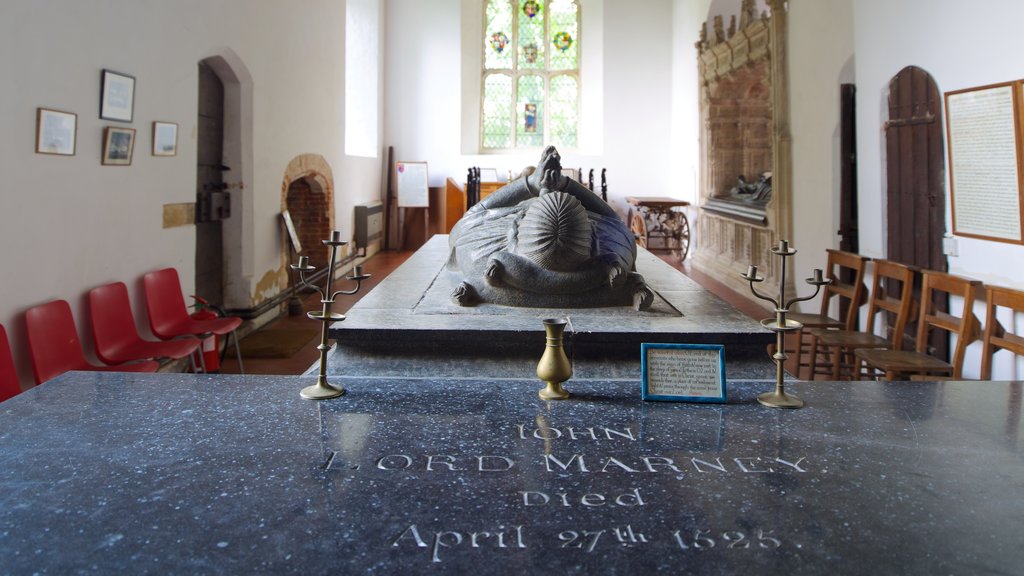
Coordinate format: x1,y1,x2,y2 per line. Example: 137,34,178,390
482,0,579,150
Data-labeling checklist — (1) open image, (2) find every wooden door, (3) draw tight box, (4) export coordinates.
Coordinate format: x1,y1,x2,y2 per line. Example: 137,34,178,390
195,61,225,305
839,84,858,254
838,84,859,324
885,66,947,355
886,66,945,272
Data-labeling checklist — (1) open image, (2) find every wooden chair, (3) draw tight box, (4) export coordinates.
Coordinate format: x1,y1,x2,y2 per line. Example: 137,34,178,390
89,282,202,371
980,284,1024,380
806,260,916,380
25,300,159,385
855,271,982,381
0,324,21,402
786,250,870,377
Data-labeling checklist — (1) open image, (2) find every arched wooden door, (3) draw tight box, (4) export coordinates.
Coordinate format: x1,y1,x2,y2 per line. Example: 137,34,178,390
885,66,947,356
886,66,946,273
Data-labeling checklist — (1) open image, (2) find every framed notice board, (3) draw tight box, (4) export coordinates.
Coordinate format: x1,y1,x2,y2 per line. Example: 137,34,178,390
945,81,1024,245
396,161,429,208
640,343,726,403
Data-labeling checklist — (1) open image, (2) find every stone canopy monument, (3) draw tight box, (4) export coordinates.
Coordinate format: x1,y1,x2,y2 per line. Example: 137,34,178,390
447,147,654,310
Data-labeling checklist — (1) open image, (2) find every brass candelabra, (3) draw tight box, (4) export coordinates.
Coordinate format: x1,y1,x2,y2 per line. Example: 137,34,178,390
291,231,370,400
741,240,830,409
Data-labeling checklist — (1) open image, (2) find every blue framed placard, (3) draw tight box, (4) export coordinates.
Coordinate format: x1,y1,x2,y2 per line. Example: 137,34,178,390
641,343,727,403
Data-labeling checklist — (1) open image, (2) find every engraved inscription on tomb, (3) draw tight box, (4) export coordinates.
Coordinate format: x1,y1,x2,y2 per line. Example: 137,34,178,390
326,421,813,563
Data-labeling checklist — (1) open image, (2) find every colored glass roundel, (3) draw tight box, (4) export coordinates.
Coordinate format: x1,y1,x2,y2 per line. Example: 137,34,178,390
553,31,573,52
522,43,539,64
523,0,540,18
490,31,509,54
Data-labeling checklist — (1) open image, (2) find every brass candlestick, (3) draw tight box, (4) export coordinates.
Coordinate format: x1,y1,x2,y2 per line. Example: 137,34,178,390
291,231,370,400
741,240,830,409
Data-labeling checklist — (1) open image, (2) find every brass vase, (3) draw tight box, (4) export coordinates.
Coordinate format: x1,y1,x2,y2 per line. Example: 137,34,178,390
537,318,572,400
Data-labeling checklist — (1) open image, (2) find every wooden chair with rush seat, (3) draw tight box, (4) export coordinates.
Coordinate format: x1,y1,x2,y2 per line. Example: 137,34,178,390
805,259,916,380
855,270,982,381
25,300,159,385
785,249,870,378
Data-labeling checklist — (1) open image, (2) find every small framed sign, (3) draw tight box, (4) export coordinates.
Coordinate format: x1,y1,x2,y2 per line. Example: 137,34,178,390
152,121,178,156
281,210,302,253
100,69,135,122
395,161,429,207
641,343,726,403
35,108,77,156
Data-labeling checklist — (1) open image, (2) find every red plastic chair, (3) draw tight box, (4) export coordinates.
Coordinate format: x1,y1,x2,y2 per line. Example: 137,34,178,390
0,324,21,402
142,268,243,373
25,300,159,385
89,282,202,371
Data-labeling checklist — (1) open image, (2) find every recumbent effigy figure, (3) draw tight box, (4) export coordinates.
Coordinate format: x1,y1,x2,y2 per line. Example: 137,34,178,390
447,147,654,311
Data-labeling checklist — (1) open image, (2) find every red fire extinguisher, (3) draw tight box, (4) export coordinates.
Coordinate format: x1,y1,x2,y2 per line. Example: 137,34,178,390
190,296,220,372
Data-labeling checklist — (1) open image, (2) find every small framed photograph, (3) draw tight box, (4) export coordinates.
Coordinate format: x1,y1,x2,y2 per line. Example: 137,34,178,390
641,343,727,403
152,121,178,156
102,126,136,166
100,69,135,122
35,108,77,156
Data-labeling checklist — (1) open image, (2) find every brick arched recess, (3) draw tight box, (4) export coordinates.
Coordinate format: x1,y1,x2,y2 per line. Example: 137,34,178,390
281,154,335,266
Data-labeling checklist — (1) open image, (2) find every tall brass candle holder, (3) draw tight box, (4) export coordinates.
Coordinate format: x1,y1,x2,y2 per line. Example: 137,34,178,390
741,240,830,409
291,231,370,400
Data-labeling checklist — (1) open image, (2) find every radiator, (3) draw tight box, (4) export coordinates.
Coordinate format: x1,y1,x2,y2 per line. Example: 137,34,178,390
354,201,384,248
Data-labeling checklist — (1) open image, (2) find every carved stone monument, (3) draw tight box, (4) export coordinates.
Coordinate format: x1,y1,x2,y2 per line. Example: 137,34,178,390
693,0,794,296
447,146,654,310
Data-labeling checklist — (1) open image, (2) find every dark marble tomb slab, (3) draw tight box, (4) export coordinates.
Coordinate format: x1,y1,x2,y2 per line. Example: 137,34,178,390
329,236,772,358
1,372,1022,574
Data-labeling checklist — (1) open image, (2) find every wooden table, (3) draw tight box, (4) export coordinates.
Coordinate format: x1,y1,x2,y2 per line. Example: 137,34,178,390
626,196,691,260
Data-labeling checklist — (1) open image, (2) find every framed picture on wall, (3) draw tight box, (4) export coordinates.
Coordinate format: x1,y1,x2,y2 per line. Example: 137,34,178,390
100,69,135,122
102,126,135,166
35,108,77,156
152,121,178,156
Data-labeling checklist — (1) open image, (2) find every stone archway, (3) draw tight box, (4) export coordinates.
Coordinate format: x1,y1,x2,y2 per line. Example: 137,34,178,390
281,154,335,267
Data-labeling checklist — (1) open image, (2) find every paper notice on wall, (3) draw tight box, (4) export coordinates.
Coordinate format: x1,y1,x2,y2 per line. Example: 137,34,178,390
946,83,1024,243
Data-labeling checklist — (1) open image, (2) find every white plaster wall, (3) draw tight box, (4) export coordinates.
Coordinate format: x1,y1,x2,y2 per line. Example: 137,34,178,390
0,0,382,389
854,0,1024,379
388,0,677,218
786,0,855,310
671,0,711,206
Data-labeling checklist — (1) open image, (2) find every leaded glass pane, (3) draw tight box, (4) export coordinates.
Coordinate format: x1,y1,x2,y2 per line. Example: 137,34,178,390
485,0,514,70
549,0,578,71
517,75,545,147
517,0,545,71
549,74,577,147
483,73,513,149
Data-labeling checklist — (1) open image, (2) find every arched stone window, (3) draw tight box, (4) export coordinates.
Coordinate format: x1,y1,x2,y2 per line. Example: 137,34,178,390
481,0,580,151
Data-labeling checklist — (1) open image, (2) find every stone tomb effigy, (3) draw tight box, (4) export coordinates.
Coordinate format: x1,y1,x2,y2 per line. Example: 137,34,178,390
0,372,1021,573
327,236,773,380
